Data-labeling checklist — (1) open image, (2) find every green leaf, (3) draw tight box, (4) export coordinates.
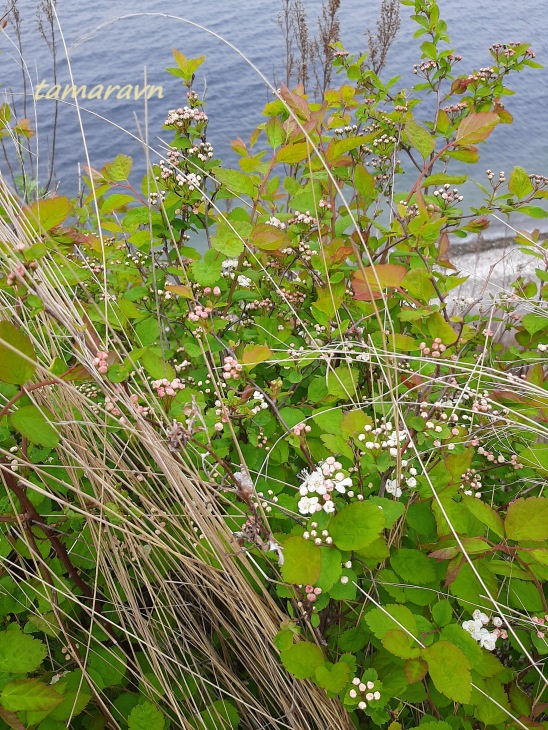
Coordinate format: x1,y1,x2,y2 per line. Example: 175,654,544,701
390,548,437,585
281,537,321,585
518,444,548,473
241,344,272,370
191,249,223,287
314,661,350,692
354,165,376,199
251,223,288,251
505,497,548,542
214,167,257,198
88,645,127,687
0,626,47,674
101,194,134,214
170,49,205,82
103,154,133,182
522,313,548,336
431,600,453,627
265,117,285,148
382,630,420,659
200,700,239,730
404,118,435,159
326,367,358,399
280,641,324,679
316,547,342,592
22,196,69,233
519,205,548,218
0,680,62,713
423,174,468,187
329,501,385,550
402,269,436,302
425,312,457,344
276,142,311,164
454,112,499,146
422,640,472,704
128,701,165,730
0,321,36,385
11,405,59,448
508,166,534,199
139,350,175,381
461,495,504,538
365,604,418,640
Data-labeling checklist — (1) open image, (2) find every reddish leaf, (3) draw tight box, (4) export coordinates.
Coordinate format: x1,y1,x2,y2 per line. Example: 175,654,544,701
455,112,499,146
252,223,288,251
405,657,428,684
352,265,407,300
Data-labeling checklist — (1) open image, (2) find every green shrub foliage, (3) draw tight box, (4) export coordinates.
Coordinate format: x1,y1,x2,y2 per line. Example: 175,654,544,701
0,1,547,727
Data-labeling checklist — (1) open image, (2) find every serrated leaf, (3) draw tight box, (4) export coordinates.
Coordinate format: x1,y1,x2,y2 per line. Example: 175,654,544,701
21,196,69,232
522,313,548,336
0,626,47,673
11,405,59,448
508,166,534,199
352,264,407,300
390,548,437,585
280,641,324,679
328,501,385,550
214,167,257,198
519,205,548,218
276,143,311,164
281,537,321,585
505,497,548,542
241,344,272,369
422,640,472,704
404,118,435,159
405,657,428,684
314,661,350,692
365,604,418,640
103,154,133,181
382,630,421,659
461,495,504,538
200,700,238,730
88,645,127,687
0,321,36,385
128,701,165,730
455,112,499,146
102,194,134,214
354,164,376,199
251,222,288,251
0,680,62,713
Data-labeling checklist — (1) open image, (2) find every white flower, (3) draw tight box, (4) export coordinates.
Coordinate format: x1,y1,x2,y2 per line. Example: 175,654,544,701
303,469,324,493
221,258,238,271
493,616,503,628
473,610,489,625
237,275,252,288
323,500,336,514
406,476,417,488
478,630,497,651
385,479,402,498
297,495,320,515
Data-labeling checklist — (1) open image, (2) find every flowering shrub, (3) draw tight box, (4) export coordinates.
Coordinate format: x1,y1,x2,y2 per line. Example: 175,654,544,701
0,1,547,728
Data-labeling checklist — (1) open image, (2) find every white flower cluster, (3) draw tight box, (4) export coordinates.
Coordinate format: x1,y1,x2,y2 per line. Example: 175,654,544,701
462,610,506,652
237,274,252,288
385,467,417,499
250,391,269,415
164,107,208,128
175,171,202,191
297,457,352,515
357,420,407,457
265,215,286,230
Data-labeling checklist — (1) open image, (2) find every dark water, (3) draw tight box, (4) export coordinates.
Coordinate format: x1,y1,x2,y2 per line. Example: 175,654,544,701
0,0,547,235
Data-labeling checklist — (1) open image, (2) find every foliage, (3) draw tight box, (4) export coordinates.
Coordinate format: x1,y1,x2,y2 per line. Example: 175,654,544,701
0,2,547,728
